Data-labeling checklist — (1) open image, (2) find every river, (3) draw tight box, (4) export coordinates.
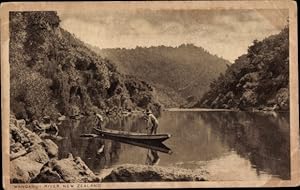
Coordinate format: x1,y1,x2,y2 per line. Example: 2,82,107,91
54,110,290,181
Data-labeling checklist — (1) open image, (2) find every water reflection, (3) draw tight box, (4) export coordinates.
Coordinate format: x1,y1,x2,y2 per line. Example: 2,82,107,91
80,133,172,154
203,111,290,180
159,111,290,180
53,111,290,180
145,150,160,165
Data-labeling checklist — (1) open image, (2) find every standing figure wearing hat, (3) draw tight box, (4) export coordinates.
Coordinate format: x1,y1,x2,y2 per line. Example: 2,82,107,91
145,109,159,134
95,113,104,129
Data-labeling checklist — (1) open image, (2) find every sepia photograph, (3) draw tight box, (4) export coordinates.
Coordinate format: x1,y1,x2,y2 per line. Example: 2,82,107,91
1,1,299,189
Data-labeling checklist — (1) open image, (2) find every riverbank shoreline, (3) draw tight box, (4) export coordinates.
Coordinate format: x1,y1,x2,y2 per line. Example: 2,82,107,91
9,113,209,183
165,108,290,113
10,108,290,183
166,108,235,112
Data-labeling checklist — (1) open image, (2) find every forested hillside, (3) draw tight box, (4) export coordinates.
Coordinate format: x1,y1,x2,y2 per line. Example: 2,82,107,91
10,11,161,120
194,26,289,111
90,44,230,107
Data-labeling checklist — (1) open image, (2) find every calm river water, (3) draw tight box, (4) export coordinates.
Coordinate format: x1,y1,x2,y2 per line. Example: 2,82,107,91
54,110,290,181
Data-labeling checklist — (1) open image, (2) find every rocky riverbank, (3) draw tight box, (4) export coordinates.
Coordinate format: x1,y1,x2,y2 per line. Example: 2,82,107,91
10,114,101,183
31,154,100,183
10,114,209,183
102,164,208,182
10,114,56,183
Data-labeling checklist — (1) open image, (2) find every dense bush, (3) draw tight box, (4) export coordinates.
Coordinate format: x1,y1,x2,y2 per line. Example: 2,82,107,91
10,11,161,120
90,44,230,107
196,26,289,111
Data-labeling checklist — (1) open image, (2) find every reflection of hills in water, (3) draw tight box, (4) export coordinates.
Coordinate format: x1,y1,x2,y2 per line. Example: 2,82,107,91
200,111,290,179
159,111,290,180
54,111,290,180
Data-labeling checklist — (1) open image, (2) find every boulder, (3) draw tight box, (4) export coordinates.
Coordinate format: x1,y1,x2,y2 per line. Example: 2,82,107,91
24,144,49,164
102,164,208,182
41,139,58,158
10,114,97,183
10,118,42,147
31,154,100,183
10,115,57,183
10,155,43,183
10,125,30,147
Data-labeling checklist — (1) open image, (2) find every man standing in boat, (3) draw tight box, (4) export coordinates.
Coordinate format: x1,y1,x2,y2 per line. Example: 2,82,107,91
145,109,159,134
95,113,104,129
91,113,106,157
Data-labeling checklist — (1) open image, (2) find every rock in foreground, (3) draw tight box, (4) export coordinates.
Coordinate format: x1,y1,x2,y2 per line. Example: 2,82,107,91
10,114,58,183
10,114,100,183
102,164,208,182
31,154,100,183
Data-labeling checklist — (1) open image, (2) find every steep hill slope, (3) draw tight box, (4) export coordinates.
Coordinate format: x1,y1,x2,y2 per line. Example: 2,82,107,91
10,11,161,120
90,44,230,107
194,26,289,111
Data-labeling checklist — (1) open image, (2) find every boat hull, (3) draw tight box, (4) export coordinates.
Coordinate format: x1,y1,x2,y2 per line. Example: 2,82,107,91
80,133,172,154
93,127,171,143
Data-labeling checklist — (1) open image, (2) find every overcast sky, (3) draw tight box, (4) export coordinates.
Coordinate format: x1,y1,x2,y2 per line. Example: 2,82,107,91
58,9,288,62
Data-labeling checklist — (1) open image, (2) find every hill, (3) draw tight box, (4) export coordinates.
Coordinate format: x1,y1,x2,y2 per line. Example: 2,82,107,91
194,26,289,111
10,11,161,121
89,44,230,108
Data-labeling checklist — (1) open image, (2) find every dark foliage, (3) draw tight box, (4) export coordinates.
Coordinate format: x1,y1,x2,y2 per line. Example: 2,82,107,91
10,11,161,120
195,26,289,111
89,44,230,107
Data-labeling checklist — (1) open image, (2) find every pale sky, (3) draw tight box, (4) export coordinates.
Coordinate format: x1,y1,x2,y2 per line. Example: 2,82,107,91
58,9,288,62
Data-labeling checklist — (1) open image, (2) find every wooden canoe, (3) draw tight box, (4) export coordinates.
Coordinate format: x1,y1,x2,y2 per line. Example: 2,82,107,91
80,133,172,154
92,127,171,143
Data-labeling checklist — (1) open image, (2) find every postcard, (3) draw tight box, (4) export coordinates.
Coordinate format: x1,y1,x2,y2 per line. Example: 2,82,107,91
1,1,299,189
